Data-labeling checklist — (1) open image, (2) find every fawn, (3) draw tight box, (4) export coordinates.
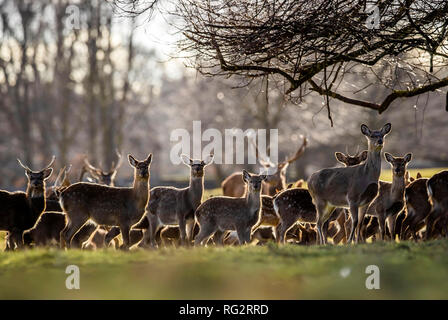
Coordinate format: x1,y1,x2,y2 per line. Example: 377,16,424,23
426,170,448,239
308,123,391,244
362,153,412,241
140,154,213,247
401,177,431,240
0,156,54,250
222,136,307,197
60,153,152,250
194,170,267,245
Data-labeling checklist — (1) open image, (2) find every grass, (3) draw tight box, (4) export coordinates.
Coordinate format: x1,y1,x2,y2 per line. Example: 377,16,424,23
0,240,448,299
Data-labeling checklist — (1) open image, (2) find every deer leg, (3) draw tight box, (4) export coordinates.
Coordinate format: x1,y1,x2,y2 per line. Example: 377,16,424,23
142,214,160,248
347,204,359,244
194,223,216,246
377,214,386,241
61,216,88,249
213,230,226,246
119,224,131,250
178,214,188,246
277,217,296,244
105,226,121,246
315,201,329,245
386,215,396,242
235,225,250,245
9,230,23,250
185,218,195,245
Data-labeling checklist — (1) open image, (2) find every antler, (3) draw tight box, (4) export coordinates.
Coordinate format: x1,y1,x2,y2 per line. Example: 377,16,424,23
53,166,66,188
17,158,32,172
83,156,102,175
17,155,55,172
250,136,273,167
284,135,307,164
111,149,123,172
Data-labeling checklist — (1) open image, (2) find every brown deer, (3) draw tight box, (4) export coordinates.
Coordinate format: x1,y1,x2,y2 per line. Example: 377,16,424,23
426,170,448,239
400,177,431,240
361,153,412,241
23,211,97,248
139,154,213,247
1,156,54,250
221,135,307,197
60,153,152,250
273,149,368,244
83,150,123,186
195,170,267,245
308,123,391,244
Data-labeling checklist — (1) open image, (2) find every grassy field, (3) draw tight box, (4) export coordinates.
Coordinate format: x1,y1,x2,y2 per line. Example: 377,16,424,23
1,167,446,300
0,240,448,299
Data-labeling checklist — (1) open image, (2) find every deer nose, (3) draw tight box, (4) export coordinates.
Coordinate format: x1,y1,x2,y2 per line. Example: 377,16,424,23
378,139,383,145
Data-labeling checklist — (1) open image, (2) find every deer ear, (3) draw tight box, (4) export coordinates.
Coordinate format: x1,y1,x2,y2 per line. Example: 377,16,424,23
404,153,412,163
335,152,346,164
384,152,394,163
360,150,368,162
203,154,214,166
42,168,53,180
381,123,392,135
242,170,251,183
145,153,152,165
128,155,138,168
361,124,371,137
180,154,191,166
416,172,422,179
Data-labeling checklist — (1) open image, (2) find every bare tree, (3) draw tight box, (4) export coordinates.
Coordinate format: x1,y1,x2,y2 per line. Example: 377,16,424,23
175,0,448,123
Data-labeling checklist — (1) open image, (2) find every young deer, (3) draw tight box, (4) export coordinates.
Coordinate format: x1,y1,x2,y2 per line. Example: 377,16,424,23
401,178,431,240
426,170,448,239
83,150,123,186
362,153,412,241
0,156,54,250
308,123,391,244
194,170,267,245
140,154,213,247
221,136,307,197
60,153,152,250
273,150,368,244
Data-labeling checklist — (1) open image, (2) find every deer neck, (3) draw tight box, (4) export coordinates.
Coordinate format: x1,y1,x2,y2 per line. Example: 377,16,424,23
391,172,406,200
362,145,382,182
26,183,46,218
188,175,204,205
132,174,150,209
245,187,262,210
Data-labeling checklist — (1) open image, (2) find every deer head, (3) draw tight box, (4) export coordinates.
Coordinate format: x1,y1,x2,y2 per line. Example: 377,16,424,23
17,156,55,197
360,123,392,151
242,169,268,193
180,154,214,178
253,135,307,190
128,153,152,181
384,152,412,177
335,150,368,167
83,150,123,186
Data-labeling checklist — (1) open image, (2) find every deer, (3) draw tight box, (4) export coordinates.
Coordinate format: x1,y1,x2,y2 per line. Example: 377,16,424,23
0,156,54,250
59,153,152,250
45,165,72,212
194,170,267,245
361,153,412,241
273,149,368,244
82,150,123,186
307,123,391,244
221,135,307,197
426,170,448,239
139,154,214,248
22,211,97,248
400,177,431,240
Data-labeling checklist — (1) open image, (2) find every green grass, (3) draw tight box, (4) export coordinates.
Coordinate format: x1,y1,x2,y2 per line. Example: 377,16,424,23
0,241,448,299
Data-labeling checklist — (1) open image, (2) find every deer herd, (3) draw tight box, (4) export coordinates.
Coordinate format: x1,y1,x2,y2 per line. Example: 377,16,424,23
1,123,447,251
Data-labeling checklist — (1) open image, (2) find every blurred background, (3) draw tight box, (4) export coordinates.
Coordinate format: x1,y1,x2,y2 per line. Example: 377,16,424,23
0,0,447,191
